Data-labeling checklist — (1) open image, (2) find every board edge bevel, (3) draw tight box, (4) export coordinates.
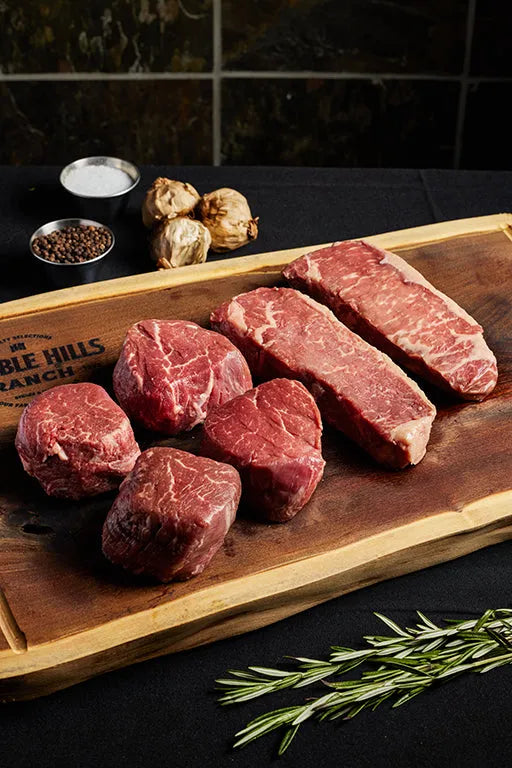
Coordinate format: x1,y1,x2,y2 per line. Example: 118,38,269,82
1,489,511,685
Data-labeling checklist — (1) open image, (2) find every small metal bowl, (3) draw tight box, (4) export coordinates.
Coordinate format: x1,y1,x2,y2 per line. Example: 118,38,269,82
60,156,140,221
30,218,115,289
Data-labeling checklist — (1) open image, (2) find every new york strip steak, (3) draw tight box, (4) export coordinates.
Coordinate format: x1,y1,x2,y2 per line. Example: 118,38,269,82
283,239,498,401
210,287,436,469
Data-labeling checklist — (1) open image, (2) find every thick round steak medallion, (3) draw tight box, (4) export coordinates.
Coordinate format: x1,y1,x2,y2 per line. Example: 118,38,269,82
201,379,325,522
15,383,140,499
113,319,252,435
102,447,241,582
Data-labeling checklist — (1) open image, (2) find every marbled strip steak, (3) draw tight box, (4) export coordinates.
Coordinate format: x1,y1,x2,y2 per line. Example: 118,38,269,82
283,239,498,400
210,287,436,469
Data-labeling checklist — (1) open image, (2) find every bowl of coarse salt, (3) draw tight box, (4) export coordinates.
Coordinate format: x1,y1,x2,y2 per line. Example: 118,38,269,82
60,156,140,220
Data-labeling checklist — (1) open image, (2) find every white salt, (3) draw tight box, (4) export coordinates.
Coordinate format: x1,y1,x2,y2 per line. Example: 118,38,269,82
64,164,133,197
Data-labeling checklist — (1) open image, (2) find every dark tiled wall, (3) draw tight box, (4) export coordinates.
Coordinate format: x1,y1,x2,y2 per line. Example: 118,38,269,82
2,80,212,165
222,0,467,73
1,1,213,73
0,1,510,168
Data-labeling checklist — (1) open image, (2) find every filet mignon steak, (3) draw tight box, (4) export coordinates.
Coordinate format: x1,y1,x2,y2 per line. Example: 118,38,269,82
113,319,252,435
102,447,241,582
15,383,140,499
201,378,325,522
210,287,436,469
283,239,498,400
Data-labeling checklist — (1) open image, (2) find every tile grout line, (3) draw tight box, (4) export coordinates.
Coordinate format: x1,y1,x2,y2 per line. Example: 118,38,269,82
212,0,222,166
1,72,512,83
0,68,512,85
0,72,215,81
454,0,477,169
223,71,462,82
222,72,512,83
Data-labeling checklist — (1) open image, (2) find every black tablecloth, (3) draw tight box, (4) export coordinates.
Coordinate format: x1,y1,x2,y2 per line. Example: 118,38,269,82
2,167,512,768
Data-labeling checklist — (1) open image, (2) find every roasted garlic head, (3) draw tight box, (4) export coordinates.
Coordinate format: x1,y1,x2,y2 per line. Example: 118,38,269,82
197,188,258,252
142,178,200,229
151,216,212,269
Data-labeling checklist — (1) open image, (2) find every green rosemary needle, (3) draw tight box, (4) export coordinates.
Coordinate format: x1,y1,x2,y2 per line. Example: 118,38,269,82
216,609,512,755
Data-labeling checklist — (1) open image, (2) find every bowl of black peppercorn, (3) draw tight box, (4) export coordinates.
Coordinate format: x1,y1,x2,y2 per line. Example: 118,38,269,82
29,218,115,289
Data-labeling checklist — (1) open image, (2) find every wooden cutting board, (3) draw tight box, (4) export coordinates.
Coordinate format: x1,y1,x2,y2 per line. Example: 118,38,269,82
1,214,511,702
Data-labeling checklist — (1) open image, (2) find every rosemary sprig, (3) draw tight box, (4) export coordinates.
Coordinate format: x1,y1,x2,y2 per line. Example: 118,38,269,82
216,609,512,755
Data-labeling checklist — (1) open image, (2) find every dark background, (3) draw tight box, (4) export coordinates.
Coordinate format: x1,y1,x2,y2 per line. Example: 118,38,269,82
1,0,510,169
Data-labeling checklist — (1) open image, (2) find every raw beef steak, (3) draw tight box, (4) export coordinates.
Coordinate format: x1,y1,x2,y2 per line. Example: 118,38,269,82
113,319,252,435
102,447,240,582
283,240,498,401
15,383,140,499
211,287,436,469
201,378,325,522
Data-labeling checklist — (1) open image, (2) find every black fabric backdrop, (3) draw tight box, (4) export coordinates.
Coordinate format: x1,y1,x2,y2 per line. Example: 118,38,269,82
1,167,512,768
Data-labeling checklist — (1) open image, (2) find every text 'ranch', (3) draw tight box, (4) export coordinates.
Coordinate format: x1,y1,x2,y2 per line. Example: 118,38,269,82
0,338,105,392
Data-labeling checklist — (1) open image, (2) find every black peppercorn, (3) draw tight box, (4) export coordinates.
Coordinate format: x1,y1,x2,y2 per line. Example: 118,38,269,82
32,225,112,264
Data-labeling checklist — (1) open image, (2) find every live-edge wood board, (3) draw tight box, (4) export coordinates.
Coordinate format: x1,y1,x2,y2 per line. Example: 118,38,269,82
0,214,511,701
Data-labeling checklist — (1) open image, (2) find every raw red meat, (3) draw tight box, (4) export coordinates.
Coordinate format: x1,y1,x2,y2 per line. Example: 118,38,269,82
15,383,140,499
113,319,252,435
201,378,325,522
283,239,498,401
211,287,436,469
102,447,240,582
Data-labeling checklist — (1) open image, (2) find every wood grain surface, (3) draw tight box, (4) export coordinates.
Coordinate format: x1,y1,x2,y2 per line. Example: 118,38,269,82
0,215,511,701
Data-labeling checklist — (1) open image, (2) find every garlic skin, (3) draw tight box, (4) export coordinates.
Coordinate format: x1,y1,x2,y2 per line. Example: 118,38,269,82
197,188,259,252
151,216,212,270
142,178,200,229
